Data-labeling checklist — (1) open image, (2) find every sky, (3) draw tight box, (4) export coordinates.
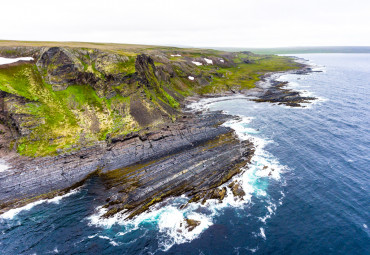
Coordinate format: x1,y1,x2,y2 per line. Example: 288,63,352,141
1,0,369,48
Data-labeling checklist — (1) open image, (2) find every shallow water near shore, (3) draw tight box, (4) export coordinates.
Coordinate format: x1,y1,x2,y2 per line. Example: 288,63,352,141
1,54,369,254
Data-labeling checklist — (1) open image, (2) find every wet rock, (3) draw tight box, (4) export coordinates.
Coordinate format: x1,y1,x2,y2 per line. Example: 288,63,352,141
210,187,227,201
228,181,246,199
252,80,316,107
252,68,317,107
185,218,201,232
188,191,207,203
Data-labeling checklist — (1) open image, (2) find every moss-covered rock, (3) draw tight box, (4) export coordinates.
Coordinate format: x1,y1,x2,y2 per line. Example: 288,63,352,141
36,47,84,88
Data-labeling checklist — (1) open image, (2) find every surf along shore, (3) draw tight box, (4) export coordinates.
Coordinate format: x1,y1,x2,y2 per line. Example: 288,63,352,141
0,41,315,221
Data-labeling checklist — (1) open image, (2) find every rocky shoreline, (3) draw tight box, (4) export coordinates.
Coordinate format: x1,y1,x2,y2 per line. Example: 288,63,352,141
0,109,254,217
0,47,315,219
251,65,319,107
189,64,318,107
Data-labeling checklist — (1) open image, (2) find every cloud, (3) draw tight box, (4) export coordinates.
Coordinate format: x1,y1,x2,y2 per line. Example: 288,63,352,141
1,0,369,47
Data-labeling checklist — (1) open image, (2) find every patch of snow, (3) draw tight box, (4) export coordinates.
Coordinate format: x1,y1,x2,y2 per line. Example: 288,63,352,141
188,76,195,80
204,58,213,64
0,159,9,172
0,57,34,66
219,59,224,63
191,61,202,66
171,54,181,57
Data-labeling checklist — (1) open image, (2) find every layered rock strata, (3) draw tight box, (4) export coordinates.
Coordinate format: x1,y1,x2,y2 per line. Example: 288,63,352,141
0,111,254,217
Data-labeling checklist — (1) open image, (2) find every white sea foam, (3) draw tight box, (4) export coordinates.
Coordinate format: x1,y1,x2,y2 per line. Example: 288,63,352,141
258,201,277,223
204,58,213,64
188,76,195,80
98,235,121,246
0,57,34,66
259,227,266,240
186,95,248,112
88,200,214,251
0,188,80,220
222,116,286,209
157,206,213,251
191,61,202,66
249,247,258,253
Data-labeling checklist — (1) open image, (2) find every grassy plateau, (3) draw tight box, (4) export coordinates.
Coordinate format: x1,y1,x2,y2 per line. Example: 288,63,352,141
0,40,301,157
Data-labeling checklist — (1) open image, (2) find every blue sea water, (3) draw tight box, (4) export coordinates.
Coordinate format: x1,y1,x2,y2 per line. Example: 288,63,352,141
0,54,369,254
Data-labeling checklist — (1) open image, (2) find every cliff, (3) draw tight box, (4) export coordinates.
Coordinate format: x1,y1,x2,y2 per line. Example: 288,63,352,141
0,42,302,157
0,41,305,217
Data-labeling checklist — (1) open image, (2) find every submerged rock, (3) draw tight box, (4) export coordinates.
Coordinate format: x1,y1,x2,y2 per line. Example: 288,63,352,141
228,181,246,199
252,80,316,106
185,218,201,232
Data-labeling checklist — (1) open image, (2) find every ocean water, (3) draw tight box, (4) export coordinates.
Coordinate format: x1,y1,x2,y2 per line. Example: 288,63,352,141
0,54,369,254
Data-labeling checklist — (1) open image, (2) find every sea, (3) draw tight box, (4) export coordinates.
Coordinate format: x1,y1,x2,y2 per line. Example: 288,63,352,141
0,54,369,255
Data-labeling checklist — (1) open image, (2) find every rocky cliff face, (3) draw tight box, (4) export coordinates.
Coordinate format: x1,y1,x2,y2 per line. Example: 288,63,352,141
0,45,246,216
0,43,306,218
0,47,192,156
0,45,305,157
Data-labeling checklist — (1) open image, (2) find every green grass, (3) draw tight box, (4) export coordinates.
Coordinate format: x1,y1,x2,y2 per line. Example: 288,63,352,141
0,44,300,157
115,57,136,74
0,63,139,156
197,54,300,94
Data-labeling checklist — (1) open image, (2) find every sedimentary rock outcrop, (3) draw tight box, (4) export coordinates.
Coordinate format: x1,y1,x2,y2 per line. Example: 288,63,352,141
0,43,310,218
0,111,254,217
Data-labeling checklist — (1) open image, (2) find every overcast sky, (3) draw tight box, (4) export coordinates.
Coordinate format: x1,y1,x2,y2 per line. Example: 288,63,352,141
1,0,369,48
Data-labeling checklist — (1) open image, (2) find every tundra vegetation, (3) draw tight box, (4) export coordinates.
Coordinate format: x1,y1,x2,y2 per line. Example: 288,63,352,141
0,41,300,157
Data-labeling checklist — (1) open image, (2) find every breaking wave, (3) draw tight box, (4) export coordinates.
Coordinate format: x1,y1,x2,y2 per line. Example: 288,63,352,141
0,188,81,220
